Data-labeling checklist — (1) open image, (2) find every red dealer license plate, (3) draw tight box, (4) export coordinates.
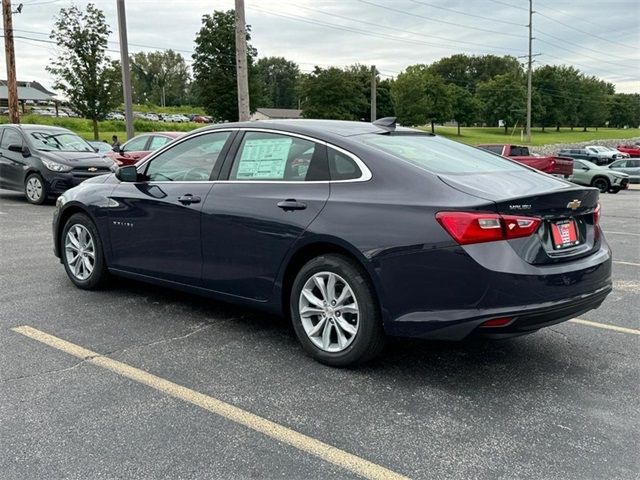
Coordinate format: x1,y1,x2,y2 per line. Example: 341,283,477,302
551,219,580,249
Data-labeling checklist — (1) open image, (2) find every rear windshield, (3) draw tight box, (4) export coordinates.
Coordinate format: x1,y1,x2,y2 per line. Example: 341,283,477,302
355,134,526,174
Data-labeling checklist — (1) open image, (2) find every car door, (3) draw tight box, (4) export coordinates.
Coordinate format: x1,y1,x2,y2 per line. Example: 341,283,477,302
570,160,591,185
201,130,331,301
0,127,28,190
107,130,235,285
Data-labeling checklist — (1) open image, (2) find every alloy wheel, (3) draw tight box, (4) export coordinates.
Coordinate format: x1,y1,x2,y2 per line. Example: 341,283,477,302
593,178,608,193
299,271,359,353
64,224,96,281
25,177,43,202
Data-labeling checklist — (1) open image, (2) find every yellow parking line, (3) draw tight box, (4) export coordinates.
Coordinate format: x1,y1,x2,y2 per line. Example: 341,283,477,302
569,318,640,335
613,261,640,267
10,325,409,480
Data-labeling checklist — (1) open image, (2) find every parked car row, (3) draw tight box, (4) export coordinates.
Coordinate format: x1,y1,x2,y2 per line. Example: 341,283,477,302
105,112,213,123
557,145,639,165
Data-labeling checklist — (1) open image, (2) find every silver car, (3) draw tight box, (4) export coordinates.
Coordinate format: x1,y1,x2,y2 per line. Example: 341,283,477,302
585,146,624,163
609,158,640,184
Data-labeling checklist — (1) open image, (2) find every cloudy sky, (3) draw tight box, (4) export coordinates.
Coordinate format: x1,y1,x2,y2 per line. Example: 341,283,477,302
3,0,639,94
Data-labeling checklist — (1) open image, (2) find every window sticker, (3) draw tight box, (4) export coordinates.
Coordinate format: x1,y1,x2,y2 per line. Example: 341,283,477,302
236,137,292,179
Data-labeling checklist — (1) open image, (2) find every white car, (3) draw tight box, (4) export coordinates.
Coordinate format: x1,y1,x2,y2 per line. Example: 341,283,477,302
585,145,625,163
106,112,125,121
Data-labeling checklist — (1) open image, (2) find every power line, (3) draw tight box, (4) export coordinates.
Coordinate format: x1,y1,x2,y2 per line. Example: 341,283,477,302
535,10,637,50
536,28,634,62
486,0,528,11
408,0,526,27
287,3,526,53
357,0,526,38
535,37,637,72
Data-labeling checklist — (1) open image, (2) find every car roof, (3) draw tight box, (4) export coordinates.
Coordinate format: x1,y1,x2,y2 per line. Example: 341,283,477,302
197,119,422,139
7,124,72,133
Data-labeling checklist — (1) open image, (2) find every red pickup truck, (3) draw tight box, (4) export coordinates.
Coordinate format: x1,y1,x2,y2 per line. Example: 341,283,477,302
477,144,573,177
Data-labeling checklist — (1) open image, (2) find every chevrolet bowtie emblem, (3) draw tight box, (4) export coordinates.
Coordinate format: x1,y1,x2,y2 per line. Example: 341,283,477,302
566,199,581,210
88,167,98,172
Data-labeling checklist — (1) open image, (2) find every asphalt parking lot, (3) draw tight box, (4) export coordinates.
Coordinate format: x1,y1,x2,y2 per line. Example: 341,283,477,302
1,187,638,480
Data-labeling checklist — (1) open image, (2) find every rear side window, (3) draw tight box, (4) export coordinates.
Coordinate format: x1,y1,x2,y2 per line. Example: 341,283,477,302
509,146,529,156
328,149,362,180
148,135,172,151
1,129,23,149
229,131,326,181
356,134,525,174
481,145,503,155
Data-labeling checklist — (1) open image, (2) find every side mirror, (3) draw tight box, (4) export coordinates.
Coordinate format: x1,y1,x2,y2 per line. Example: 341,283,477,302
116,165,139,182
8,144,29,156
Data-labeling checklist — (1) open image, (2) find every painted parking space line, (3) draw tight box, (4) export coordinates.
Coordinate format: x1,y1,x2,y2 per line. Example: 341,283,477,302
604,231,640,237
570,318,640,335
614,261,640,267
11,325,409,480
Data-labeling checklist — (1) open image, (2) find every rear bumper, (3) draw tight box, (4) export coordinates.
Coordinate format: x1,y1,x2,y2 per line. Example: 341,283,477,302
377,238,612,340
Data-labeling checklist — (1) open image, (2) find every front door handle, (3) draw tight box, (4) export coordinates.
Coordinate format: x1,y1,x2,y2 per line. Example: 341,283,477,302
277,199,307,211
177,194,201,205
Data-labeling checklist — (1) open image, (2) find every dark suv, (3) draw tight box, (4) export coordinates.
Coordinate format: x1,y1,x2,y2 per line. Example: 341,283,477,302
557,148,604,165
0,124,115,204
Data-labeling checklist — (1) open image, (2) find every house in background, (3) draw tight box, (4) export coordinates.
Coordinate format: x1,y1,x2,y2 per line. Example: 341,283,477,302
0,80,58,115
250,108,303,121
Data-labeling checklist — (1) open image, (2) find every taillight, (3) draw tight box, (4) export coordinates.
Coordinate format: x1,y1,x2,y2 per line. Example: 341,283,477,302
593,203,601,226
436,211,541,245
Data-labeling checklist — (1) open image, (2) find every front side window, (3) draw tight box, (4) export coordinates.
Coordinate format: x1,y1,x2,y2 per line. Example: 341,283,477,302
229,131,323,181
1,129,22,149
144,131,231,182
356,134,525,174
611,160,626,168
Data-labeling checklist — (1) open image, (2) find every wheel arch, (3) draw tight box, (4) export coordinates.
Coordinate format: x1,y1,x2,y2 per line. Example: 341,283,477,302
55,203,97,258
276,238,386,323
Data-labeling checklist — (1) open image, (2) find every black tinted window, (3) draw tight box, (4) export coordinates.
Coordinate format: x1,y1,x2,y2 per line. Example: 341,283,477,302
357,134,524,174
1,129,23,149
510,146,529,156
328,149,362,180
480,145,503,154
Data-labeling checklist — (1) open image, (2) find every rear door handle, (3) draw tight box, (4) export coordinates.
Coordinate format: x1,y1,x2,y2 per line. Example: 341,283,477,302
277,199,307,211
177,194,201,205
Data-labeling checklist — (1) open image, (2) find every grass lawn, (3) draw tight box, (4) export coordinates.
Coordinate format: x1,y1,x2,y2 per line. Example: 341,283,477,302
429,126,640,146
4,115,638,147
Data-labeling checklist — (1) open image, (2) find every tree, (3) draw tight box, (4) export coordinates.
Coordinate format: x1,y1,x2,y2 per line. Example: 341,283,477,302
299,66,369,120
449,85,479,135
391,65,453,131
576,75,609,131
609,93,640,128
429,54,522,93
130,50,190,106
192,10,261,121
47,3,121,139
254,56,300,108
376,78,395,118
476,72,527,134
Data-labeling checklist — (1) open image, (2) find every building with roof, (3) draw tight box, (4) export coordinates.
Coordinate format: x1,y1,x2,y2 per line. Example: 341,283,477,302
0,80,57,112
250,108,303,121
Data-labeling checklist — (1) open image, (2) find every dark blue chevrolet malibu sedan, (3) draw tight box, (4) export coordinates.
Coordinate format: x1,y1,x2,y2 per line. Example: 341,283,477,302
53,119,612,366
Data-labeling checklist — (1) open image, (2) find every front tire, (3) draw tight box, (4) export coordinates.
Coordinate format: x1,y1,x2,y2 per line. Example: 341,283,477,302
24,173,47,205
591,177,610,193
61,213,109,289
290,254,386,367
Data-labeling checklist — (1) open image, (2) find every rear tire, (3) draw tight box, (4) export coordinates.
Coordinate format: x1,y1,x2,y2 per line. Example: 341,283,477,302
591,177,610,193
61,213,109,289
24,173,47,205
290,254,386,367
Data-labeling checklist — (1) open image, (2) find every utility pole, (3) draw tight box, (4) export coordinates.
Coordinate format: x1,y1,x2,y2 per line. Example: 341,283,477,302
235,0,250,121
370,65,376,122
116,0,134,139
2,0,20,124
525,0,533,143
